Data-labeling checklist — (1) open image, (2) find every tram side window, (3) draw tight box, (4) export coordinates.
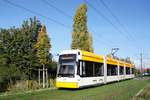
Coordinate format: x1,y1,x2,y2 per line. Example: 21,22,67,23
77,61,81,75
77,61,86,76
112,65,118,75
82,61,86,76
120,66,124,75
77,61,93,77
85,61,93,77
126,67,130,74
107,64,118,76
107,65,111,76
77,60,104,77
95,63,104,76
128,68,131,74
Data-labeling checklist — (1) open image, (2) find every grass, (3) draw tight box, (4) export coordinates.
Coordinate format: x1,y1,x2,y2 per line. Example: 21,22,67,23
138,84,150,99
134,78,150,100
0,79,149,100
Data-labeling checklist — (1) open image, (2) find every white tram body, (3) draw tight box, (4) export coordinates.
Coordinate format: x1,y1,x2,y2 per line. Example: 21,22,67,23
56,50,135,88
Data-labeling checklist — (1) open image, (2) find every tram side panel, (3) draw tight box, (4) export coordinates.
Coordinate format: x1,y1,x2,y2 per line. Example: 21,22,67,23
78,76,104,88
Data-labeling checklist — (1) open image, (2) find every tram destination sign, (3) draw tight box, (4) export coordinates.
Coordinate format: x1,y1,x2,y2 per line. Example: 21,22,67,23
59,54,76,63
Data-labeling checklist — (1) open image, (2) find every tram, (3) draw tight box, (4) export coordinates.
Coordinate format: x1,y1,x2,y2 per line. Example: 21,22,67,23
56,50,135,88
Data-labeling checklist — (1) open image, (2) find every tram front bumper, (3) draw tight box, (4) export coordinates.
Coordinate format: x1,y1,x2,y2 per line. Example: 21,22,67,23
56,81,79,88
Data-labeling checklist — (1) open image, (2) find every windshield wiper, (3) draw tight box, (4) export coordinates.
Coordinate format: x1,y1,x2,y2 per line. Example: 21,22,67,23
58,73,74,77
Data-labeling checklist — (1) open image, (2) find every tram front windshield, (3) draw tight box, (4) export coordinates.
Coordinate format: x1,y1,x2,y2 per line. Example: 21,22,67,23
58,54,76,77
58,64,75,77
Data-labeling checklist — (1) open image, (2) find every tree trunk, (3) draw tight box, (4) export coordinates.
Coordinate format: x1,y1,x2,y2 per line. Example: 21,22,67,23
46,68,48,88
43,65,45,88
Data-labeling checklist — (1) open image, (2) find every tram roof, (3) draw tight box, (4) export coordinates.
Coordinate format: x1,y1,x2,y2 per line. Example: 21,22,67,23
59,50,134,68
80,50,134,68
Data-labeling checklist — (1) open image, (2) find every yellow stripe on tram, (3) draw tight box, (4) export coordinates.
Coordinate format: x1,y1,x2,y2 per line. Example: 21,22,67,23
81,50,104,63
56,82,79,88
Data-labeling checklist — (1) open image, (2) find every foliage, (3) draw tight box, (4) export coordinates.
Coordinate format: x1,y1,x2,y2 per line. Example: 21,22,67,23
0,17,42,92
134,68,141,77
35,25,51,67
71,3,93,52
48,60,57,79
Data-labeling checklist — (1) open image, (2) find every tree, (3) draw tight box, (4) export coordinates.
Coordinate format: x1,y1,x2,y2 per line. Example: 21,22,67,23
19,17,42,79
0,28,21,91
35,25,51,88
0,17,42,91
71,3,93,52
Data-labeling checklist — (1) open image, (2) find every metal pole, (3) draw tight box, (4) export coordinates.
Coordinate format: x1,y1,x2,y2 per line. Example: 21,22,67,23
124,63,126,76
38,68,40,88
43,65,45,88
104,56,107,84
117,61,120,81
140,53,143,76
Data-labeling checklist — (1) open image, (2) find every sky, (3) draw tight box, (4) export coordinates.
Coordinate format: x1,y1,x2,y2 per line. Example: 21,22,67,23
0,0,150,68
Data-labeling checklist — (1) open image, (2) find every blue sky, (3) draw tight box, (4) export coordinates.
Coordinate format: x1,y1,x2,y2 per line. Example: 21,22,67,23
0,0,150,68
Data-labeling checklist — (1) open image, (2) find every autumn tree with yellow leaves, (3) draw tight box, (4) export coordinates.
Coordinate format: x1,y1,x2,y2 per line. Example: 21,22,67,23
71,3,93,52
35,25,51,88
